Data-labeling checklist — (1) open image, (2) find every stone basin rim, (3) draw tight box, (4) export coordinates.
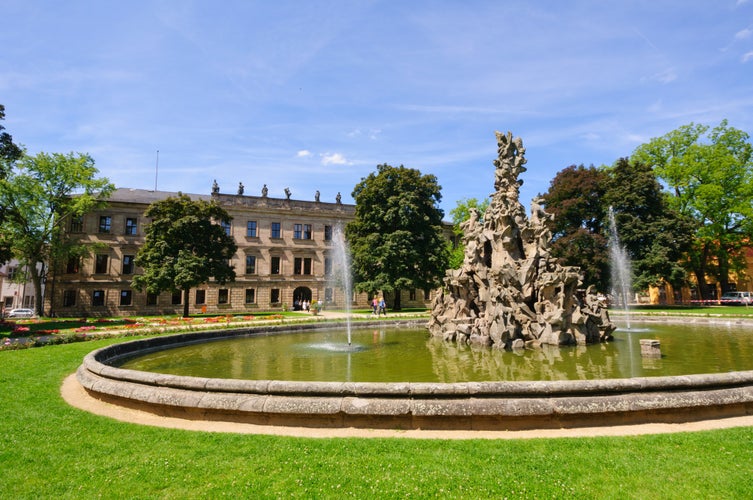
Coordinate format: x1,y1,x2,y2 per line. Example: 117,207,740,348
75,318,753,430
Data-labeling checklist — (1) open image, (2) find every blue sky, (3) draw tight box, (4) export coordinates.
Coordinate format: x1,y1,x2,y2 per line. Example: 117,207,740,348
2,1,752,216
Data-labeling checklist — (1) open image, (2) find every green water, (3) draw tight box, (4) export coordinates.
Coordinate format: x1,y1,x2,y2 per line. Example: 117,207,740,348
118,322,753,382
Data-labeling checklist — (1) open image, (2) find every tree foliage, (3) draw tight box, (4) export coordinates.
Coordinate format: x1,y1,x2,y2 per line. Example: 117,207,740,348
132,194,237,317
0,152,114,316
0,104,24,263
0,104,23,176
346,164,448,310
632,120,753,297
541,164,609,289
604,158,695,291
448,197,489,269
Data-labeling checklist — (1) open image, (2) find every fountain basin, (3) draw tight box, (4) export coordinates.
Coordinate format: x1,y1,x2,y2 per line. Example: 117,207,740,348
75,320,753,430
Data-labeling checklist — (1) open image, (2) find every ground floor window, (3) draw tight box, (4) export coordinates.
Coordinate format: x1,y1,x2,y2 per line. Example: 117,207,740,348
92,290,105,306
325,287,333,302
218,288,229,304
245,288,256,304
146,293,158,306
120,290,132,306
271,288,280,304
171,291,182,305
409,289,417,301
63,290,77,307
195,290,206,305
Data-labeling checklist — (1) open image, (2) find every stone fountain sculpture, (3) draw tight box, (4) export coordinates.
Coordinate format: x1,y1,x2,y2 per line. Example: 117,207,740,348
428,131,615,348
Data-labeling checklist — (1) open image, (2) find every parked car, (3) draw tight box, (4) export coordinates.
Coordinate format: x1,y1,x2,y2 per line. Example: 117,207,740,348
719,291,753,306
6,308,35,318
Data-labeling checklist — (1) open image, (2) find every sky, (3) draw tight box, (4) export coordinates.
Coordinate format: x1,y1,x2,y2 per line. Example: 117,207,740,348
2,0,753,216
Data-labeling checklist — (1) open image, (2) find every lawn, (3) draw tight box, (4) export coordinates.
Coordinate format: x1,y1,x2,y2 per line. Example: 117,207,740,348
1,330,753,497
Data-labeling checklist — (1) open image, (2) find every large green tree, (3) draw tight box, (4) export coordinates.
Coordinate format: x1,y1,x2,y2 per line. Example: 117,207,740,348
0,152,114,316
604,158,695,292
346,164,448,310
541,164,610,289
448,197,489,269
632,120,753,298
132,194,237,317
0,104,24,263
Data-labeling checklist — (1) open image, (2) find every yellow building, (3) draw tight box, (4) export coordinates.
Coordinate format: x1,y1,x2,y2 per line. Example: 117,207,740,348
46,187,395,317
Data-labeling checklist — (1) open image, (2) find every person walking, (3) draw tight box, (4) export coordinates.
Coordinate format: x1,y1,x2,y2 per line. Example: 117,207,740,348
378,297,387,317
372,297,378,315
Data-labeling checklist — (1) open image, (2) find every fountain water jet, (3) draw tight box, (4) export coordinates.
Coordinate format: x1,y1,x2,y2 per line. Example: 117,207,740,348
608,207,633,329
331,224,353,345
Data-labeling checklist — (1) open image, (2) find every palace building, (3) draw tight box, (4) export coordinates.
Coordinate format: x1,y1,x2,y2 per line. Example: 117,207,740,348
46,186,404,317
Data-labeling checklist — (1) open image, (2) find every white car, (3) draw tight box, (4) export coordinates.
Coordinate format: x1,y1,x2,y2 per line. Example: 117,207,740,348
6,308,35,318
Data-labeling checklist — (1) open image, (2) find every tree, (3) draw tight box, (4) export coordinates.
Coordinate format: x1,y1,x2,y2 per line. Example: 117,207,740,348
541,164,609,289
0,152,114,316
0,104,24,263
132,194,237,317
604,158,695,292
632,120,753,298
346,164,449,310
448,197,489,269
0,104,23,176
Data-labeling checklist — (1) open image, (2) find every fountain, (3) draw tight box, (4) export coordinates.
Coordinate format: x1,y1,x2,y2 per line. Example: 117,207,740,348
330,224,353,345
429,131,615,347
70,131,753,431
608,206,633,329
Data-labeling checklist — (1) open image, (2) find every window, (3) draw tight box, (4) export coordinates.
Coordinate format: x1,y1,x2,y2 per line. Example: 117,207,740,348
95,254,109,274
245,255,256,274
70,216,83,233
171,291,182,305
325,287,333,302
6,267,17,280
92,290,105,306
294,257,312,275
221,220,231,236
246,221,257,238
125,217,138,235
63,290,77,307
271,256,281,275
424,289,431,300
271,222,281,238
294,224,312,240
122,255,135,275
218,288,229,304
195,290,206,305
245,288,256,304
146,293,158,306
66,257,80,274
324,225,333,241
324,257,332,276
271,288,280,304
98,216,111,233
409,289,417,301
120,290,132,306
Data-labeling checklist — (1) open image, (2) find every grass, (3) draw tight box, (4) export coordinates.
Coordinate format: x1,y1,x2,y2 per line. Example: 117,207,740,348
1,331,753,497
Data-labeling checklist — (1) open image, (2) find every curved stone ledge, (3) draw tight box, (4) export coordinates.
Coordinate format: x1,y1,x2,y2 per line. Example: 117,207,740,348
75,322,753,430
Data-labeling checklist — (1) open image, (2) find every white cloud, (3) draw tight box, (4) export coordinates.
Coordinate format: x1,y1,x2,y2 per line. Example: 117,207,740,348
735,28,752,40
296,149,312,158
321,152,350,165
742,51,753,62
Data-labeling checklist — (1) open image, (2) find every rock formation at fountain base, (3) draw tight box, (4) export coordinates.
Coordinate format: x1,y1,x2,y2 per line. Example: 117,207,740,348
428,131,615,348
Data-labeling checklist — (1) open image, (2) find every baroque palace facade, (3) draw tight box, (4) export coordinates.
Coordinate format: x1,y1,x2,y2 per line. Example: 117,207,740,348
46,186,434,317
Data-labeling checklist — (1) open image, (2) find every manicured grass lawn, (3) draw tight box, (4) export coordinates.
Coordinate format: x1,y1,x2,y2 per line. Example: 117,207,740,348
2,335,753,497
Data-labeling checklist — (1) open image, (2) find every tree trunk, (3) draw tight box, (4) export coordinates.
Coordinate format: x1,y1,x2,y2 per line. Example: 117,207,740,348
392,289,402,311
29,263,45,317
182,288,190,317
